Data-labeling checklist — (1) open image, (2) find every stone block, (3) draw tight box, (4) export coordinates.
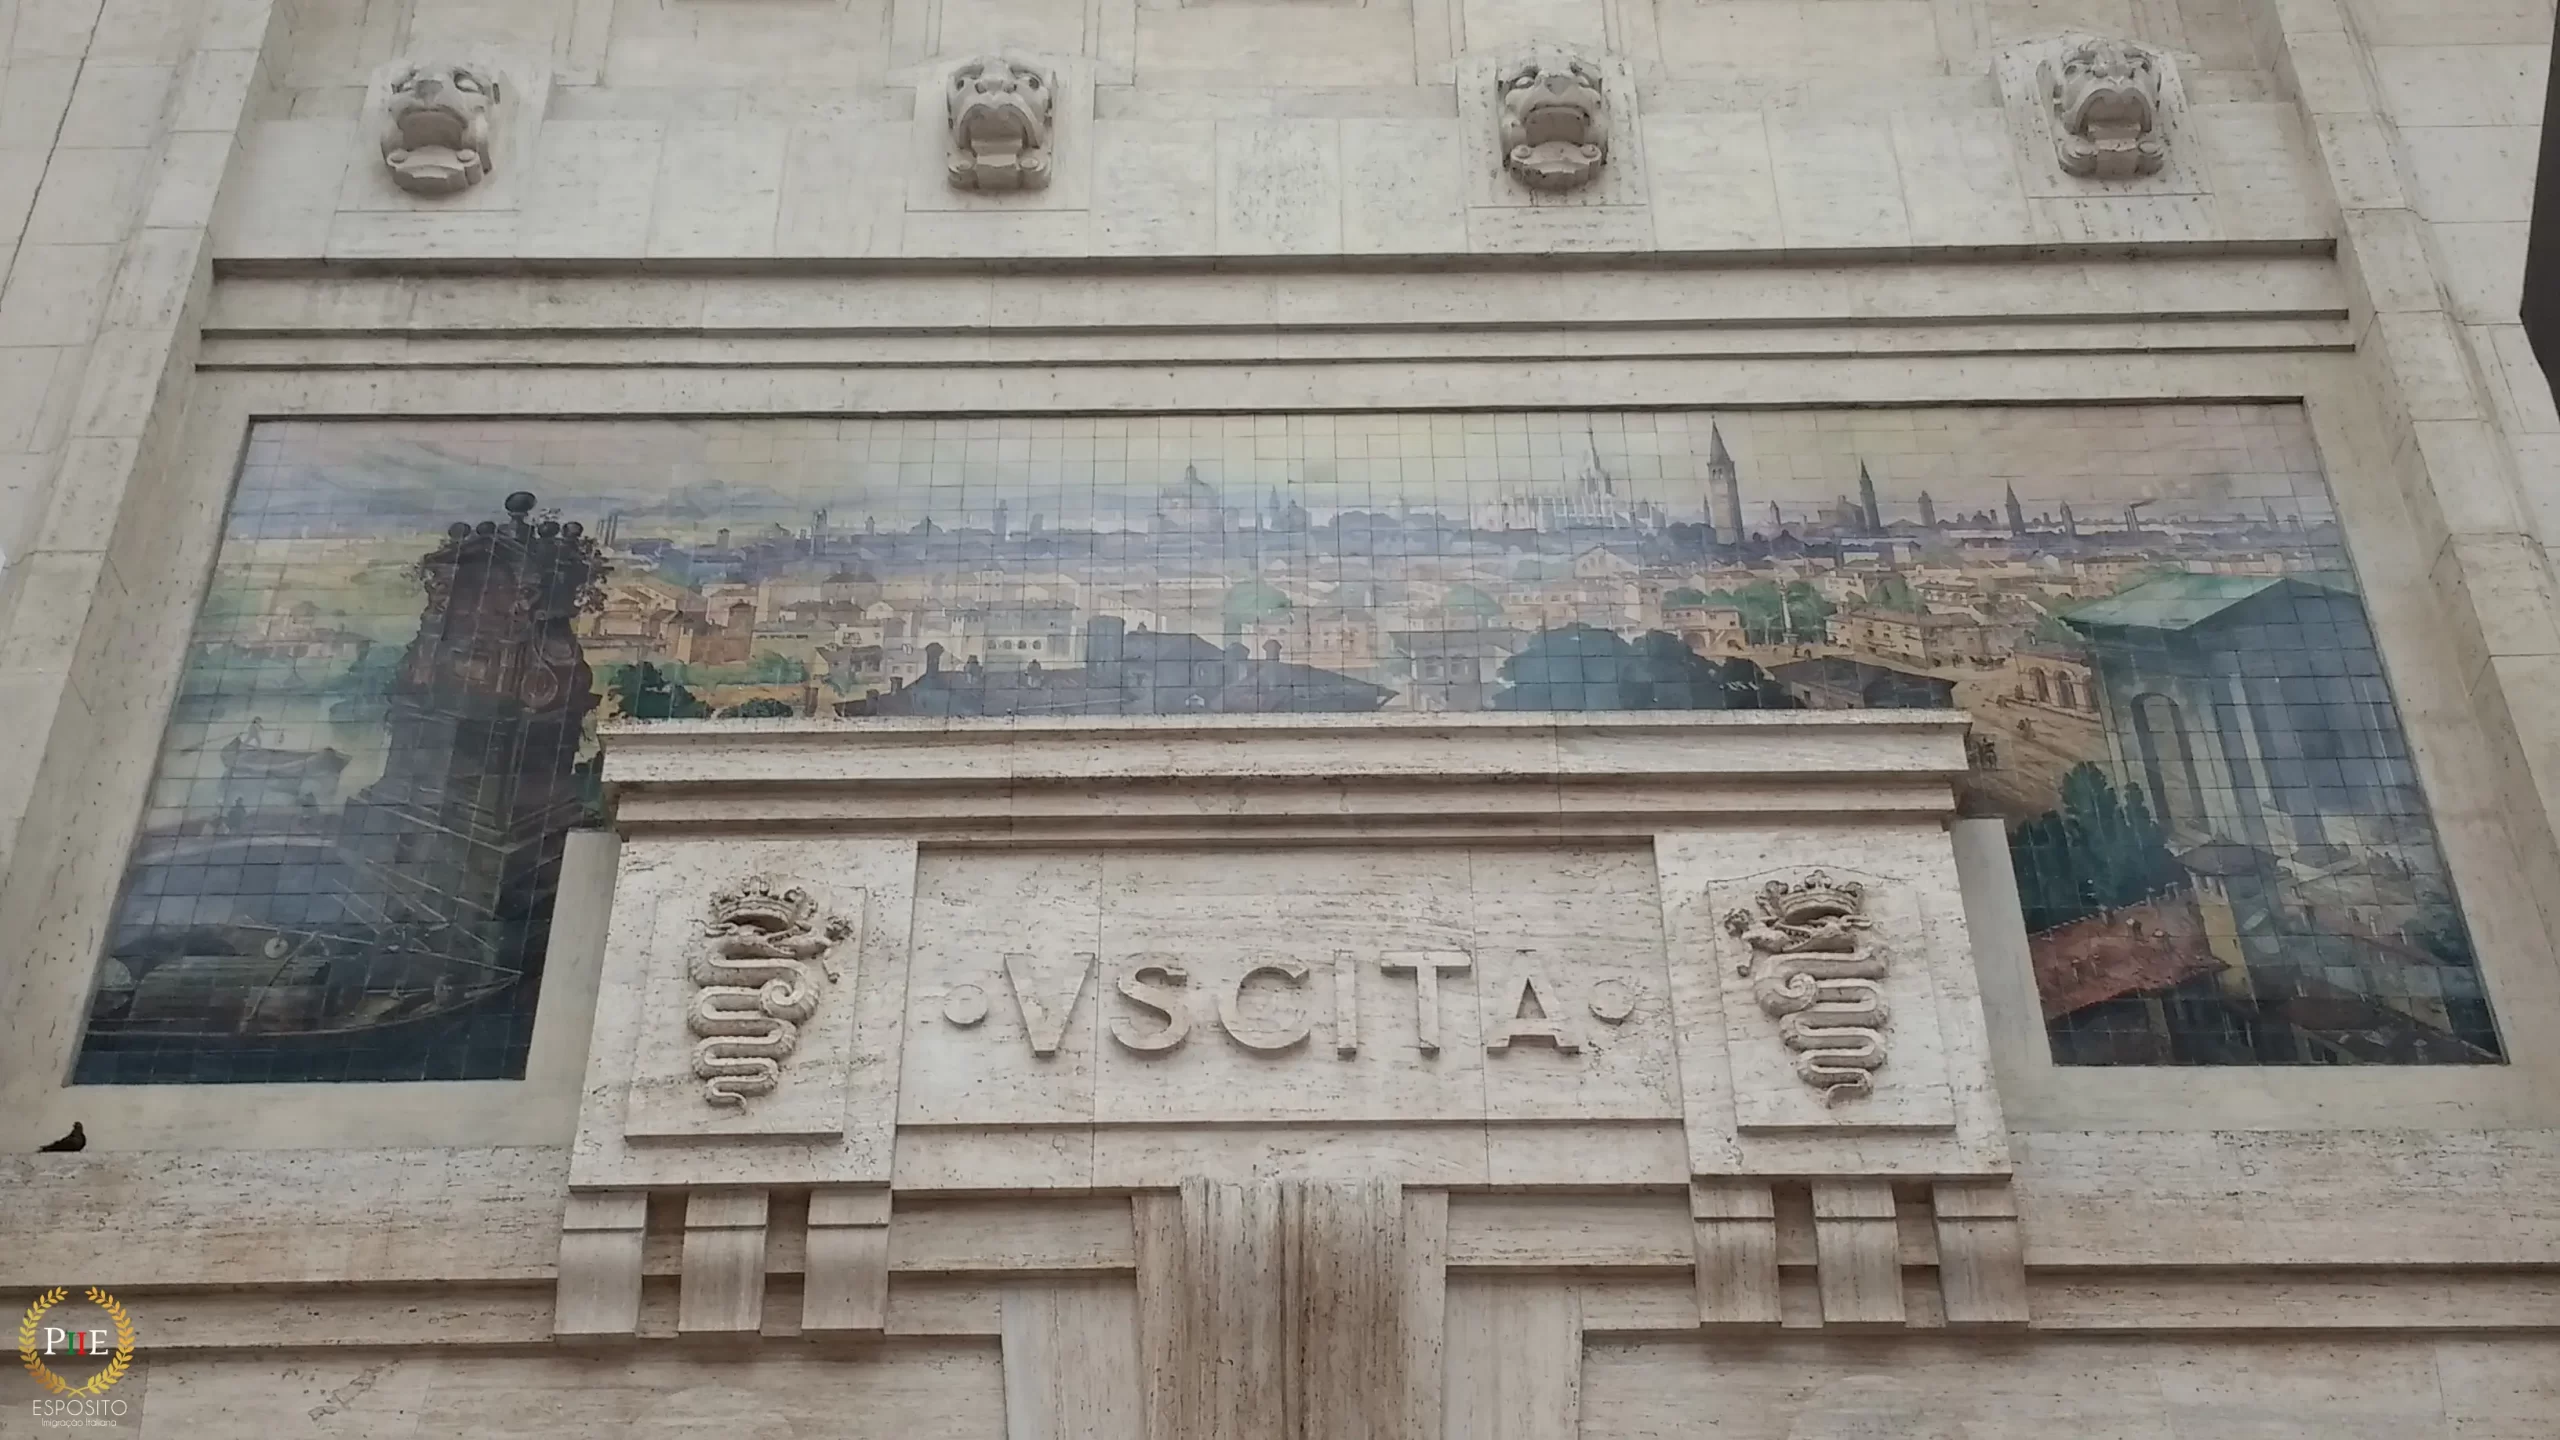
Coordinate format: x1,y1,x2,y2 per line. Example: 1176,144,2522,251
57,61,170,148
1768,111,1911,250
1643,109,1778,251
1340,116,1467,254
2372,43,2547,127
2432,221,2530,324
1091,117,1217,255
1811,1179,1905,1326
1444,1277,1581,1438
2345,0,2555,47
1001,1279,1145,1439
1933,1179,2028,1325
939,0,1088,59
0,241,115,346
1660,0,1944,80
1133,0,1417,90
1691,1178,1782,1326
1136,1178,1431,1439
553,1189,646,1337
0,60,81,138
143,131,239,232
2312,113,2410,209
902,205,1093,256
1460,0,1605,54
2400,124,2538,224
1216,118,1342,254
518,119,662,258
0,148,46,245
1889,108,2037,249
168,48,264,134
647,121,785,259
210,119,350,258
776,116,909,259
1465,203,1649,251
2189,102,2333,242
802,1186,892,1333
677,1189,771,1334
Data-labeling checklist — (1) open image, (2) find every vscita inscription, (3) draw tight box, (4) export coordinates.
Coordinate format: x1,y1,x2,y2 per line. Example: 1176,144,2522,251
1724,872,1891,1105
966,949,1637,1057
687,875,856,1106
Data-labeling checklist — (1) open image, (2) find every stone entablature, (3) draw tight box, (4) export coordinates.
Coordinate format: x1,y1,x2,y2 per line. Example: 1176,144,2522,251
559,713,2024,1362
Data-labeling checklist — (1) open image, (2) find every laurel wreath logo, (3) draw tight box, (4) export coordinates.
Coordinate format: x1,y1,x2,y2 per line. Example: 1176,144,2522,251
18,1287,134,1397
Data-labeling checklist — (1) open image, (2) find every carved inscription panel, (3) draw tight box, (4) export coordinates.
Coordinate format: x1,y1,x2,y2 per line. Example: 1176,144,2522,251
899,846,1680,1126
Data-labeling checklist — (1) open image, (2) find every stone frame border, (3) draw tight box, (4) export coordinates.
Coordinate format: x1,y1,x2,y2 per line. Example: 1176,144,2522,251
5,324,2558,1148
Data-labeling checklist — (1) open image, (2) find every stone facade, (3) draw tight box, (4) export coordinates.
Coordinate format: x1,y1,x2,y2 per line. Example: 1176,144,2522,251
4,0,2560,1435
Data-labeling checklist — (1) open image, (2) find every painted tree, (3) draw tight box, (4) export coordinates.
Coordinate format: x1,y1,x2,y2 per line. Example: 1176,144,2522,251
609,662,712,720
2007,762,2187,933
1491,625,1803,712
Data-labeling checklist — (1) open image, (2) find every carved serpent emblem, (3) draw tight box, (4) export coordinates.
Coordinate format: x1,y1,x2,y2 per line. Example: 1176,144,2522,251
1724,873,1889,1105
688,875,853,1106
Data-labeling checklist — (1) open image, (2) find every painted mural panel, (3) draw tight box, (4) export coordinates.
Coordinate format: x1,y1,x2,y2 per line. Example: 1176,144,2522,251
77,407,2499,1082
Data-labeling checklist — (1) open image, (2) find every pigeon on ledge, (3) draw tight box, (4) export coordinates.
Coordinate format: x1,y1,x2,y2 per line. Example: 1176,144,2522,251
37,1123,84,1153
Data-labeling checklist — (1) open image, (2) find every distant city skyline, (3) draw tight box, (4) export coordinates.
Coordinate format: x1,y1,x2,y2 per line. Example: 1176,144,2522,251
229,408,2335,544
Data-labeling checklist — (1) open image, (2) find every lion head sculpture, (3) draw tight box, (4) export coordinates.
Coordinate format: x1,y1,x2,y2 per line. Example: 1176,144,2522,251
1497,49,1609,192
2043,37,2167,179
379,60,500,195
946,56,1055,193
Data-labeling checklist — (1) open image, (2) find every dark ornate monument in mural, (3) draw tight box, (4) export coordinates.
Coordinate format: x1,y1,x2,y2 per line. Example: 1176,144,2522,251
80,491,606,1082
76,408,2499,1080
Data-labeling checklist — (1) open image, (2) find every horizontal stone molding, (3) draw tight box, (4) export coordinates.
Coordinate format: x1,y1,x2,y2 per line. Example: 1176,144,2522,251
194,316,2357,371
201,256,2349,340
600,712,1971,838
60,1264,2560,1356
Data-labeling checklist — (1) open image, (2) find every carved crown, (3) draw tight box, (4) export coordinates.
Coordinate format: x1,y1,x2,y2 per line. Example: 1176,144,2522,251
1757,872,1866,925
710,874,821,933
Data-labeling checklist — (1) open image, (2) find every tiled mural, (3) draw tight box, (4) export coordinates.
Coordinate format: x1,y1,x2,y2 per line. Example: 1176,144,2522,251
77,407,2501,1082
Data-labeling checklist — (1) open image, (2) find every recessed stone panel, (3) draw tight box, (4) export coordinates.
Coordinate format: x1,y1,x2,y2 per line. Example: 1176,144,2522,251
897,843,1681,1127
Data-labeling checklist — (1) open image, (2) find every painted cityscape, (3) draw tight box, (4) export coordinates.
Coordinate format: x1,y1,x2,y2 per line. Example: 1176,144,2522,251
76,407,2500,1082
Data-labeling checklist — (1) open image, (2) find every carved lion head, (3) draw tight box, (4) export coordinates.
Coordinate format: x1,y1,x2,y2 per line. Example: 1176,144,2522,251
380,60,500,195
1498,49,1609,192
947,56,1055,192
2046,37,2166,179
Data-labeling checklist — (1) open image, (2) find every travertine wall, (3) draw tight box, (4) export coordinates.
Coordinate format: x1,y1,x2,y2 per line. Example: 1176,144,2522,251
0,0,270,883
211,0,2330,261
0,0,2557,1434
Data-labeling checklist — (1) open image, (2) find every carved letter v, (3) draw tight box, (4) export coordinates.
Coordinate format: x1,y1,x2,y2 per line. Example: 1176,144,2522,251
1003,951,1095,1057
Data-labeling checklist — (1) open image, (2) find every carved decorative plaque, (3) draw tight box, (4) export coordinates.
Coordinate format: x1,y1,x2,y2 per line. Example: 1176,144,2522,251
2042,36,2168,180
1724,872,1891,1106
1496,46,1610,192
687,874,855,1107
946,55,1056,192
378,58,501,195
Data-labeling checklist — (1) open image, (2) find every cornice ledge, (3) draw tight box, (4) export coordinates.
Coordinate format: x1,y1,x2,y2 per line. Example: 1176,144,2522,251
598,712,1974,834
